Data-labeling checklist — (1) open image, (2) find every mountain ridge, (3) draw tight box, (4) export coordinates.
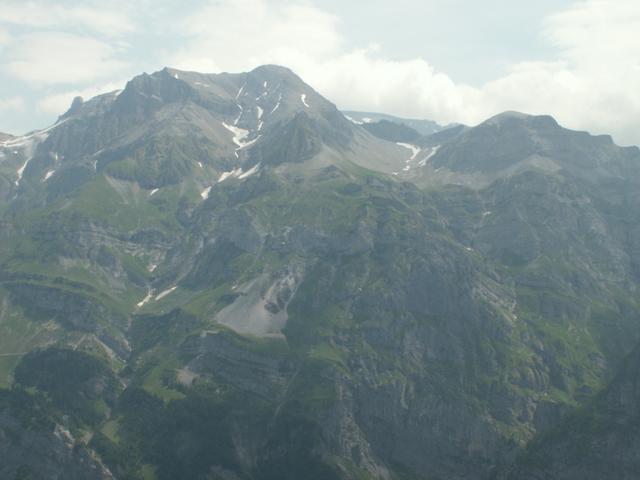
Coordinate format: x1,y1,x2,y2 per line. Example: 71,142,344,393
0,64,639,480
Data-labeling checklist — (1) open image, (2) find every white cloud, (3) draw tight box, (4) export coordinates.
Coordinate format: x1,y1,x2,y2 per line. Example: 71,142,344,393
544,0,640,69
0,1,136,37
0,96,24,113
0,28,10,45
4,32,129,85
38,81,126,115
0,27,10,56
170,0,342,72
169,0,640,145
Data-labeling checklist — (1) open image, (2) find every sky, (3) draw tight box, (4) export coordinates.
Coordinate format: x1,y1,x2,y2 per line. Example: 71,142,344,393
0,0,639,145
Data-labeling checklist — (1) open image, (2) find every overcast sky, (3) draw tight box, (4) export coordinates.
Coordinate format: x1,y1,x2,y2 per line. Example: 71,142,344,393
0,0,638,145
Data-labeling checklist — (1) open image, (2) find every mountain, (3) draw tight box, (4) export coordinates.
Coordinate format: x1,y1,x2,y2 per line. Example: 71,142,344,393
387,110,639,187
342,110,452,135
358,119,421,143
502,343,640,479
0,65,640,480
0,66,412,204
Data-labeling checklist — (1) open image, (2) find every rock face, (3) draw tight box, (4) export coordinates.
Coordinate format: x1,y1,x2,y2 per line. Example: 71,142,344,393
0,390,113,480
360,119,421,143
502,344,640,479
406,111,640,188
0,65,640,480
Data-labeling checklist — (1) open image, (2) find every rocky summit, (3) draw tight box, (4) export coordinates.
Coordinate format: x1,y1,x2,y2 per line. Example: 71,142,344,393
1,65,640,480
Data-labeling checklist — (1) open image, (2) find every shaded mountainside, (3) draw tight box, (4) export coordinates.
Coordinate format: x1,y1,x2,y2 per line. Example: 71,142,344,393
359,119,421,143
404,111,640,188
502,343,640,479
342,111,451,136
0,65,639,480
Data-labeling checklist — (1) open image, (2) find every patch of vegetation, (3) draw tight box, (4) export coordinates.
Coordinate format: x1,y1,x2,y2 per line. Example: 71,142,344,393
13,348,119,426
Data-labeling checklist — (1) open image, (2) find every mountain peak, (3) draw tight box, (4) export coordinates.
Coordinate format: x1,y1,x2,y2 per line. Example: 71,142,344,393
482,110,559,128
0,131,15,143
248,64,298,77
407,109,633,188
9,64,368,194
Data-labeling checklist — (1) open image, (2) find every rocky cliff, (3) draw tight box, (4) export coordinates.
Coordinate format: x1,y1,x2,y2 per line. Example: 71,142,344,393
0,65,639,479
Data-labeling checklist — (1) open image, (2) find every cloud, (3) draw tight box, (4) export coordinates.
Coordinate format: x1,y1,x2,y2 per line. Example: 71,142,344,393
169,0,640,145
544,0,640,69
168,0,471,122
0,27,10,55
37,81,126,115
0,28,9,45
4,31,129,85
0,1,136,37
0,96,24,113
170,0,342,73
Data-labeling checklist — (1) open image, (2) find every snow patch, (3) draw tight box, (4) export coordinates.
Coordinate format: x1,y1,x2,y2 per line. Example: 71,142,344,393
173,73,179,79
301,94,310,108
137,290,154,308
256,106,263,120
263,81,268,89
222,121,261,153
362,117,373,123
344,114,363,125
197,161,203,169
200,186,212,200
270,94,282,114
8,119,69,186
235,84,245,100
218,164,260,182
418,145,441,166
155,286,177,301
15,159,31,186
43,169,56,181
148,264,158,272
218,168,242,183
397,142,421,161
239,135,261,150
149,188,159,196
238,163,260,179
222,122,250,148
233,104,244,125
